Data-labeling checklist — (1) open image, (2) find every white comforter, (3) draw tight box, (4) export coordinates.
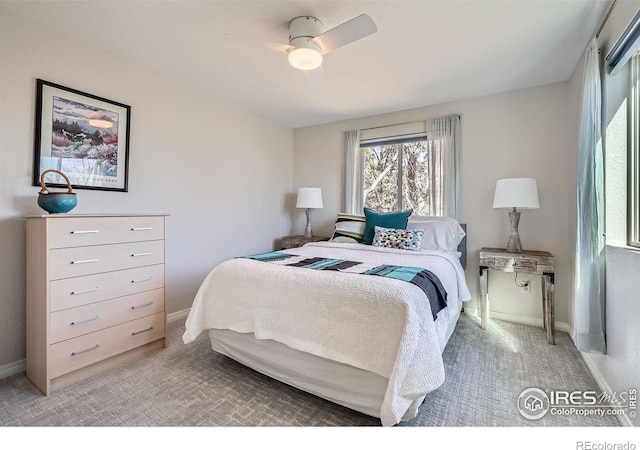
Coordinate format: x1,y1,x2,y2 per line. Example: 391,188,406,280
183,242,471,426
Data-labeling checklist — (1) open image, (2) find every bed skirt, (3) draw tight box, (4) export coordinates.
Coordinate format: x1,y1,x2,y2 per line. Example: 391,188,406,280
207,299,462,422
209,328,390,418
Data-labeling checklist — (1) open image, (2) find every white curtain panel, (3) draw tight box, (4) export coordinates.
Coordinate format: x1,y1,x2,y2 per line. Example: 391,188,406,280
344,130,362,215
574,37,606,353
425,114,461,219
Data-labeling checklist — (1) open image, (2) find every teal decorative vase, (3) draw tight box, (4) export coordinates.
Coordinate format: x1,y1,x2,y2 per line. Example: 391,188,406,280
37,169,77,214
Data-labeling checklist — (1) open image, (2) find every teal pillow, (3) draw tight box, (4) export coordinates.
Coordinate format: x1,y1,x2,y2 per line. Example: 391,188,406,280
362,208,413,245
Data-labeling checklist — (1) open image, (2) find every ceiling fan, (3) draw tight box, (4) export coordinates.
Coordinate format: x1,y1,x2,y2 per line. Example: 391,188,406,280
224,14,377,89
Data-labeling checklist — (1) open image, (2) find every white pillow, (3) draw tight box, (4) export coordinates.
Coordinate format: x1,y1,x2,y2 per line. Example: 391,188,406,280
406,215,465,253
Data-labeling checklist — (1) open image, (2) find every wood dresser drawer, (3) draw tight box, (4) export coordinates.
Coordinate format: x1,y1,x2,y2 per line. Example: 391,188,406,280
49,312,165,378
490,256,537,272
514,259,537,271
50,289,165,343
50,264,165,312
26,213,168,395
49,240,165,280
479,247,554,274
48,216,165,249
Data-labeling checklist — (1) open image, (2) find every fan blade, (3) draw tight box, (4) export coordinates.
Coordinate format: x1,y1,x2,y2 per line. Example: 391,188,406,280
304,66,326,90
309,14,377,54
223,33,293,53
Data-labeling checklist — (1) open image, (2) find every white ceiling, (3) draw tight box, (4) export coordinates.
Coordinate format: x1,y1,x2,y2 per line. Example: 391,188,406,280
3,0,611,128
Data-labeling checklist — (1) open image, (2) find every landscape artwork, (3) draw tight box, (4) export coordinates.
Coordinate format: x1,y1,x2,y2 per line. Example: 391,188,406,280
34,79,131,192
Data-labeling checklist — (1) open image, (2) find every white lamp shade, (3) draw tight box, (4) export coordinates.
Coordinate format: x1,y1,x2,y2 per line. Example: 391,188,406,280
493,178,540,210
296,187,323,209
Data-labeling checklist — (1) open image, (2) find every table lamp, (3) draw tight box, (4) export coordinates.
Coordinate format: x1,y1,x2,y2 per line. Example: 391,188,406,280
296,187,323,237
493,178,539,252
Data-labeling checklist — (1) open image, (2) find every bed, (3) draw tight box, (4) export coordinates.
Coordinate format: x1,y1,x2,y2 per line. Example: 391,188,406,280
183,215,471,426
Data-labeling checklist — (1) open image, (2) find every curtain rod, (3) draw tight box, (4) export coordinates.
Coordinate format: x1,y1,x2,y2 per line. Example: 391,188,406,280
358,113,462,132
359,120,423,132
596,0,618,38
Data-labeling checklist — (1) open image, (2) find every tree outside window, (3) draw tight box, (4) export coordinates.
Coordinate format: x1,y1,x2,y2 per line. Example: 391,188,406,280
362,138,443,216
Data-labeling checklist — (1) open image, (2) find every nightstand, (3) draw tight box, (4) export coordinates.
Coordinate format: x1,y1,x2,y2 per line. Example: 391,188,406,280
281,235,329,249
479,247,555,344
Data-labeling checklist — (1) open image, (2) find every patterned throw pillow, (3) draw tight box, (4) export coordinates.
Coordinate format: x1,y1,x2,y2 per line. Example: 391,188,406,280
330,213,366,243
372,226,424,251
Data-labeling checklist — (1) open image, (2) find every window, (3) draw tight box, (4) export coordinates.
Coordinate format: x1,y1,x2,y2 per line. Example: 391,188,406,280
361,136,443,216
344,115,459,218
607,11,640,247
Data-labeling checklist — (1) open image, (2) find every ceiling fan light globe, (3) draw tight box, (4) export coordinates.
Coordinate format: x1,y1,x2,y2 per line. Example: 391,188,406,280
288,47,323,71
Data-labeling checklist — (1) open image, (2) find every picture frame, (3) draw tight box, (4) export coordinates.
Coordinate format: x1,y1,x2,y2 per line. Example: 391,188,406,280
33,79,131,192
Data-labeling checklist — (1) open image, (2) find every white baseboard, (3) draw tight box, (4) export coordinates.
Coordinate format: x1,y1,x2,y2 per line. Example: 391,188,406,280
0,359,26,380
462,307,571,334
167,308,190,323
0,310,191,381
580,352,635,427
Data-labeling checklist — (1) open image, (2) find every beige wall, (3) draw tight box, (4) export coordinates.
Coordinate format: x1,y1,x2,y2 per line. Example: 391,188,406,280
574,0,640,427
293,82,574,328
0,9,294,368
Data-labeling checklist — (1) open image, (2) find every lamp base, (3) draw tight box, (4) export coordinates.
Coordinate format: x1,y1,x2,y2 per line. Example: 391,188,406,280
303,208,313,238
506,210,522,252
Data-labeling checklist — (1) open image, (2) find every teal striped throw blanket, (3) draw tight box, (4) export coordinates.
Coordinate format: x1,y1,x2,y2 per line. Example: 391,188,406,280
241,251,448,320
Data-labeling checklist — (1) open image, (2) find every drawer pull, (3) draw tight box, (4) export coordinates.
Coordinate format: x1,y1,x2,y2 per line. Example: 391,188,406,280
71,344,100,356
131,227,153,231
71,287,99,295
131,277,152,283
70,230,100,234
132,326,154,336
131,252,152,257
131,301,153,310
71,258,100,265
71,315,99,326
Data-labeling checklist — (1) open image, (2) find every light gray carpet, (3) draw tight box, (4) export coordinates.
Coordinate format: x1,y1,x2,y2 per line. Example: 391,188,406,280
0,314,620,427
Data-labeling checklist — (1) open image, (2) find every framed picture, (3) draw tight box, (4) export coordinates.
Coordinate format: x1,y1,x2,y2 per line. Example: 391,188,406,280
33,79,131,192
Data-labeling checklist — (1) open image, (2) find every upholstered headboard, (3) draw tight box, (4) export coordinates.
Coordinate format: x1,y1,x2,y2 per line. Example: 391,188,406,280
458,223,467,270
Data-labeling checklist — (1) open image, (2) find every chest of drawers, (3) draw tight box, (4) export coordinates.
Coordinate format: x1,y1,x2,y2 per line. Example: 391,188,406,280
25,213,168,395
